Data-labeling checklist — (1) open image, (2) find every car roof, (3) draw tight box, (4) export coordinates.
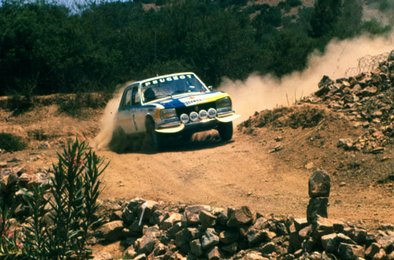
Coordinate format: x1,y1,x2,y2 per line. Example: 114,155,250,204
134,72,197,85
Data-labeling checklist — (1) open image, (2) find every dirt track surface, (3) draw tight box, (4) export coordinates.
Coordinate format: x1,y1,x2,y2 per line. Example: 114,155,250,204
0,101,392,229
98,132,393,227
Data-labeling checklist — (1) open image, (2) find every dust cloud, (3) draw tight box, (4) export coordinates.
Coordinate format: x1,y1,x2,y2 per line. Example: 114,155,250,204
220,33,394,123
91,84,128,150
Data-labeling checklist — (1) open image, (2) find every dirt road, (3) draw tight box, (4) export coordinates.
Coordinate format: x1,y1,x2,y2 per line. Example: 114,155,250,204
98,132,394,227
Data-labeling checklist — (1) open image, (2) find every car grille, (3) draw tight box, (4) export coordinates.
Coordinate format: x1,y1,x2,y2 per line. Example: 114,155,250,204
175,101,216,117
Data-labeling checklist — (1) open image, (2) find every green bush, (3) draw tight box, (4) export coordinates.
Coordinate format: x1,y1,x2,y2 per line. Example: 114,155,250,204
0,133,27,152
0,139,108,259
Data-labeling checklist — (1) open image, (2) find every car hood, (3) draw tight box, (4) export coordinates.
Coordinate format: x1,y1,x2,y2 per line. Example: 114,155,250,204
149,91,229,109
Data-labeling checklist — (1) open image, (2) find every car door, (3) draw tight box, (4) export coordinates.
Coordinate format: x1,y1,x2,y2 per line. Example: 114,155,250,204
117,86,137,134
130,85,146,133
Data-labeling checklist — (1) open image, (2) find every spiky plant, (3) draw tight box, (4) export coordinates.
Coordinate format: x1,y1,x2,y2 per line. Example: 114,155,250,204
22,139,108,259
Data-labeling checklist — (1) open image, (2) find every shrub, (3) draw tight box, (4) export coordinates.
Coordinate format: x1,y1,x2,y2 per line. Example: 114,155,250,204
0,133,27,152
0,139,108,259
5,95,34,115
57,93,112,117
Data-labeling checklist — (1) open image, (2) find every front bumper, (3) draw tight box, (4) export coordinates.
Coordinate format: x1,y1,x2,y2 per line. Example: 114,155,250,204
155,113,240,134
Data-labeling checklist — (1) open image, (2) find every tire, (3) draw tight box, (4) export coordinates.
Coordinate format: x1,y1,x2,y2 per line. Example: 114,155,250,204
145,118,165,151
218,122,233,142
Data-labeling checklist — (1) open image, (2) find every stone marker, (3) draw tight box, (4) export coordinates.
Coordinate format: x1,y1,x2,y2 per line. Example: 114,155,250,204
307,170,331,225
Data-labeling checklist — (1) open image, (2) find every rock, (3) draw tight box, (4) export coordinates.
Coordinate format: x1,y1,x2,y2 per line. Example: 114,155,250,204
247,228,268,246
269,144,283,153
122,198,146,225
260,242,276,256
305,162,314,170
321,233,355,253
308,170,331,198
373,248,387,259
306,197,328,224
93,251,113,260
312,217,345,238
214,208,228,226
201,228,219,249
219,230,239,244
189,239,203,257
167,222,183,238
207,246,221,260
227,206,254,227
161,212,183,230
298,225,312,240
123,246,137,259
184,205,211,225
18,172,34,184
133,254,147,260
0,162,7,168
199,210,217,228
149,209,166,226
359,86,378,96
135,235,157,255
388,50,394,61
153,242,167,256
294,218,309,231
238,250,266,259
338,243,365,259
96,220,125,242
365,242,381,259
221,242,238,254
253,217,269,230
337,138,356,151
175,228,199,249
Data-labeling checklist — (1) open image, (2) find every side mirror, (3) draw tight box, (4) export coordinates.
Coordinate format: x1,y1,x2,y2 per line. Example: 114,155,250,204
207,85,213,91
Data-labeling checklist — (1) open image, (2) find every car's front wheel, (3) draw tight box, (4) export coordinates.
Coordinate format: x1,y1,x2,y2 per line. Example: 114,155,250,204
145,118,165,151
218,122,233,142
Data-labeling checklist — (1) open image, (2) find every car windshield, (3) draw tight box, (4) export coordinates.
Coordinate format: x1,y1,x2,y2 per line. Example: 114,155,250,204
141,74,207,102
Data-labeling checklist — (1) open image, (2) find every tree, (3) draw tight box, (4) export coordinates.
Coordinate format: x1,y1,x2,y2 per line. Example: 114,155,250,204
310,0,341,38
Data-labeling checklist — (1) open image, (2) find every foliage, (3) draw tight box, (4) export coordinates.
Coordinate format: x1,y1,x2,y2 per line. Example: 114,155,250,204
57,92,112,117
0,133,27,152
0,209,23,258
0,139,107,259
0,0,391,95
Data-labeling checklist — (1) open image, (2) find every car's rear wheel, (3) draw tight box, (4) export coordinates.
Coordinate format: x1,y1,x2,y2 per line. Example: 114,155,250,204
146,118,165,151
218,122,233,142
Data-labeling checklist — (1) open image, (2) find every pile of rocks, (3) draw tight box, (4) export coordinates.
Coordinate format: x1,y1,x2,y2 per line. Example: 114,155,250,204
95,197,394,259
0,161,50,218
305,50,394,153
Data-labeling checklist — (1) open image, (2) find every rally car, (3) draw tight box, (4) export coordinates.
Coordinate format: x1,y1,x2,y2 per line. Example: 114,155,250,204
113,72,239,150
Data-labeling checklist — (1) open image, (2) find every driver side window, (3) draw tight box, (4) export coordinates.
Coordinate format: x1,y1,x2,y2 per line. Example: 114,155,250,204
124,89,132,107
131,86,140,105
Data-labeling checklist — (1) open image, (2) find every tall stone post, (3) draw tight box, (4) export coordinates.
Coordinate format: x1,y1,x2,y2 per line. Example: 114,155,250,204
307,170,330,225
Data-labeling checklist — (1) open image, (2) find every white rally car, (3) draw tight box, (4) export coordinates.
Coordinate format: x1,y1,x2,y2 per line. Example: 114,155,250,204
114,72,240,150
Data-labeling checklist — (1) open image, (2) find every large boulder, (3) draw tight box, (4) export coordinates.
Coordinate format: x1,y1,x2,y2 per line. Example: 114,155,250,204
227,206,254,227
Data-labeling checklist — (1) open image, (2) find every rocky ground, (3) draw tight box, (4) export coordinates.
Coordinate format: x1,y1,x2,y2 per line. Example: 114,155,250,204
0,51,393,259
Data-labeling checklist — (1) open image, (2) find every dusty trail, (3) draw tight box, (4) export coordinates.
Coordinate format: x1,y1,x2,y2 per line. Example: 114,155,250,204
98,132,393,227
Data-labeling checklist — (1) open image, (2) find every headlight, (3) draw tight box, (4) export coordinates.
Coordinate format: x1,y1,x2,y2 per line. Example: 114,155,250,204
160,108,177,120
190,111,199,122
180,113,189,124
216,97,232,113
199,109,208,119
208,108,217,118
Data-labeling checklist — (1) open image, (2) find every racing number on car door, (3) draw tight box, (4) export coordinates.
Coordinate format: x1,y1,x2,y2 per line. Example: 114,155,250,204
130,86,145,133
118,87,134,134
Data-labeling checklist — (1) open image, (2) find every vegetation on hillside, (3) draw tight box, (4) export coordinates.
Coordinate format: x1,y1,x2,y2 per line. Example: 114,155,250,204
0,0,391,96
